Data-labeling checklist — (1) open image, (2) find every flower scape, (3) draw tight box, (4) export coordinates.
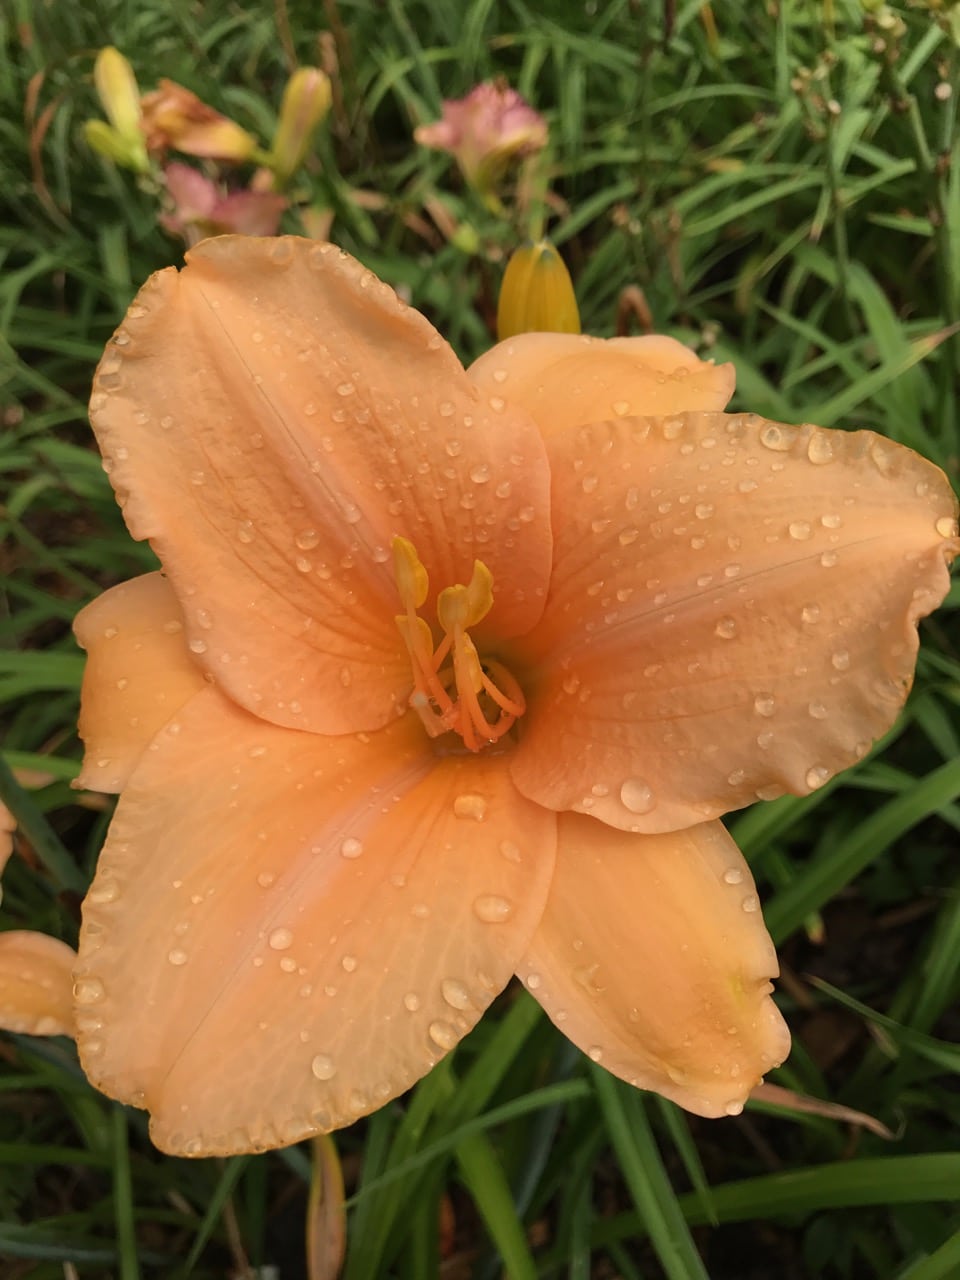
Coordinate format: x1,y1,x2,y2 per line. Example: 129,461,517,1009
72,235,958,1157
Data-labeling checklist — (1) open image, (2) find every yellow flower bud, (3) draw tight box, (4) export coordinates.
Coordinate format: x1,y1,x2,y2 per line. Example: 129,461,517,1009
496,240,580,341
269,68,332,189
91,47,149,173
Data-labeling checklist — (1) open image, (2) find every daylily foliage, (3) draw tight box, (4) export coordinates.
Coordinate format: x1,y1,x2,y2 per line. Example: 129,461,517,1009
73,236,957,1156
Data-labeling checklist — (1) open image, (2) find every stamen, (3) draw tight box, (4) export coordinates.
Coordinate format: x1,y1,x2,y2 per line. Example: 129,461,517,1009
390,536,525,751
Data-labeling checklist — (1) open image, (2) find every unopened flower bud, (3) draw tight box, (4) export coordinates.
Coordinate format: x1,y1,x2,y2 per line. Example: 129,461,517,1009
496,240,580,341
89,46,149,173
268,67,332,189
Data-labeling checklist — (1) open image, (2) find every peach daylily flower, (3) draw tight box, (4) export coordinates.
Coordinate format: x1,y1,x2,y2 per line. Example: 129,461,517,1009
74,236,957,1157
0,797,76,1038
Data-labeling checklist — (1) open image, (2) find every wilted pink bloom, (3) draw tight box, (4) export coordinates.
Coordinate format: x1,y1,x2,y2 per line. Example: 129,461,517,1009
415,82,547,194
161,164,287,245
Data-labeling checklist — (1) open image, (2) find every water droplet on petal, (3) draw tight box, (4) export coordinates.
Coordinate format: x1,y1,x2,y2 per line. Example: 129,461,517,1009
74,977,105,1004
760,423,797,451
806,431,834,464
741,895,759,913
269,928,293,951
340,837,363,859
403,992,420,1012
88,878,120,904
723,868,744,885
473,894,513,923
453,793,487,822
788,520,812,540
588,1046,603,1062
168,948,188,966
311,1054,336,1080
724,1099,744,1116
714,616,737,639
441,978,471,1010
805,765,830,790
936,516,957,538
428,1019,459,1050
620,777,655,814
753,694,776,717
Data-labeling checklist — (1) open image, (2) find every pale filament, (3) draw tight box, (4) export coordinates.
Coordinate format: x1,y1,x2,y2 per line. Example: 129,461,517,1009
392,536,525,752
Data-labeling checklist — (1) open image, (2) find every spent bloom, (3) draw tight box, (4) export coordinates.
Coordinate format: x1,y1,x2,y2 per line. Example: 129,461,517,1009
140,79,259,162
72,236,957,1156
414,82,548,196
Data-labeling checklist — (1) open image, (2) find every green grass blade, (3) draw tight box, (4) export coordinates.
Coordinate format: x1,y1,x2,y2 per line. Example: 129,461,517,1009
455,1132,537,1280
590,1069,709,1280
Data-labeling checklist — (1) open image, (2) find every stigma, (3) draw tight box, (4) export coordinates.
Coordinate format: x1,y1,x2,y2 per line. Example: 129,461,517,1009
392,536,525,752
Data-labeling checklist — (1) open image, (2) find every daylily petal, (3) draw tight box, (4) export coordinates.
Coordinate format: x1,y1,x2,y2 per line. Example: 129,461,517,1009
469,333,735,438
517,816,789,1117
511,413,958,832
90,236,552,735
0,931,76,1037
75,689,555,1155
74,573,206,793
0,802,14,878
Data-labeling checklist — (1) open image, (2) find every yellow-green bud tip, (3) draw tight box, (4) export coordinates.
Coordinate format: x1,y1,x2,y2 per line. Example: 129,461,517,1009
91,47,149,172
269,67,332,188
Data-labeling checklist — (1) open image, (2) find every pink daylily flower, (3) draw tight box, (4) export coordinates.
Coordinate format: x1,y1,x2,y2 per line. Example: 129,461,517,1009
414,82,548,192
72,236,957,1156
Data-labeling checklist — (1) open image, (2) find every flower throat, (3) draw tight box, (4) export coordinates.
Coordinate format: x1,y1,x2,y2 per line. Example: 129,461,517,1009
392,536,525,752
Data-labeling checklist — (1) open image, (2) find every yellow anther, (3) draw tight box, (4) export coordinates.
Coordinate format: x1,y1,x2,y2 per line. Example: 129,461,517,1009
392,535,429,610
437,560,494,633
390,538,523,751
464,559,494,627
